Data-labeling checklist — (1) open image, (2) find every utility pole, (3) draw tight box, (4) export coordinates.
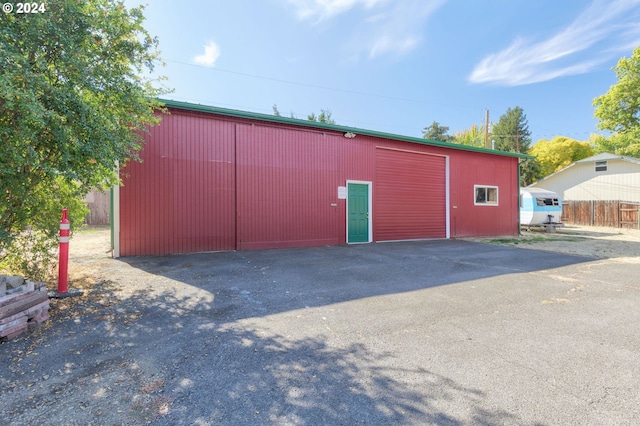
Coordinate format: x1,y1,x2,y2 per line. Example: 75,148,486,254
484,109,490,149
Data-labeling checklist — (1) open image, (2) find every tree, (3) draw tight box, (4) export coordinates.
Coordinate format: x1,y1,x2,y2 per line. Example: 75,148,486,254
491,107,538,185
422,121,453,142
452,124,485,148
1,0,167,277
592,47,640,157
490,106,531,153
308,109,336,124
594,47,640,135
589,132,640,157
520,160,542,187
490,107,541,185
273,104,281,116
529,136,594,177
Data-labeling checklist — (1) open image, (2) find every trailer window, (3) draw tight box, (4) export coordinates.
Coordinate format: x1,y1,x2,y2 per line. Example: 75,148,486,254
536,198,559,206
474,185,498,205
595,161,607,172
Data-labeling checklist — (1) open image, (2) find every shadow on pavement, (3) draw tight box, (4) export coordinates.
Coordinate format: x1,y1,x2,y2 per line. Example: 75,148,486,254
1,239,577,425
1,285,538,425
121,239,592,320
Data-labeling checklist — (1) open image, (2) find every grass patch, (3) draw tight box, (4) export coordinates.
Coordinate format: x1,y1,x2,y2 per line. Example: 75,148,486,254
488,238,521,245
486,236,582,245
77,225,110,233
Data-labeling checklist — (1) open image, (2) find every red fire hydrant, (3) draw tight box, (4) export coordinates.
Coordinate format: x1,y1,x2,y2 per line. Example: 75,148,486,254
57,209,70,294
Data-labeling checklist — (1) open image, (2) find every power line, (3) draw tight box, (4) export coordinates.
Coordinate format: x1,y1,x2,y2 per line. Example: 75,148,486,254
163,95,422,135
164,59,483,111
163,59,602,140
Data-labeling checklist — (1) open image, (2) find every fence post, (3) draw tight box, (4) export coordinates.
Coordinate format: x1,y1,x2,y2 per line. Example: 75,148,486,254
617,200,621,228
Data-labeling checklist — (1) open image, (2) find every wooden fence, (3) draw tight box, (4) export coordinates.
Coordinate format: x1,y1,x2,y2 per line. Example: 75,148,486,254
561,200,640,229
85,189,110,225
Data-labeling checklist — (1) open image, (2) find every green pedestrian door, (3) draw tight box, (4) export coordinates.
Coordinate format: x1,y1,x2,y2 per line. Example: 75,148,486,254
348,183,369,243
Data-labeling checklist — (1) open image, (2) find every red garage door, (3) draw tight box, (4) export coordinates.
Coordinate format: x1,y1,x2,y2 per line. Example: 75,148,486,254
374,147,447,241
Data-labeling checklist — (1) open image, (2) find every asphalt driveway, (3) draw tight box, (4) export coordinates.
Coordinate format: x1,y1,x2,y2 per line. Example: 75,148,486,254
2,237,640,425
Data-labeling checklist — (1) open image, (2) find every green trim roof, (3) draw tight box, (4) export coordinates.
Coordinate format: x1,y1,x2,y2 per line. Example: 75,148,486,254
158,98,532,160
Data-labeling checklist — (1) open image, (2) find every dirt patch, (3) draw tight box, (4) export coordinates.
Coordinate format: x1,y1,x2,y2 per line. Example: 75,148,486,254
470,224,640,262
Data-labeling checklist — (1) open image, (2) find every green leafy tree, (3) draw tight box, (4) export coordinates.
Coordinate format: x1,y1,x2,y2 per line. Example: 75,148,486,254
529,136,594,177
491,106,531,153
308,109,336,124
519,160,542,186
594,48,640,133
452,124,485,148
422,121,453,142
592,47,640,157
0,178,89,281
589,132,640,156
0,0,167,278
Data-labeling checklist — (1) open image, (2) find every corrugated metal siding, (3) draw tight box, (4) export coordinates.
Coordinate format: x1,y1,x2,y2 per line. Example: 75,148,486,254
448,151,518,237
120,116,175,256
374,148,447,240
337,138,376,243
119,108,520,256
119,111,236,256
236,124,341,249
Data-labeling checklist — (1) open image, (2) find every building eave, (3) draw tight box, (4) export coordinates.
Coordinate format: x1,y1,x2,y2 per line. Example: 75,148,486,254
158,98,532,160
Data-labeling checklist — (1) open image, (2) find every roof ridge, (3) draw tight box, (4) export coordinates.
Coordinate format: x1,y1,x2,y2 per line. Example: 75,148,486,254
157,98,532,160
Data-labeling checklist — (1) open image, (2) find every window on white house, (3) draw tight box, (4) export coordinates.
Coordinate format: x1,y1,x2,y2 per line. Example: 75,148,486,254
595,161,607,172
474,185,498,205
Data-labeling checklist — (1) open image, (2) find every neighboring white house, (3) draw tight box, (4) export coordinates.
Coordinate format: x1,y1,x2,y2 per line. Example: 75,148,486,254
529,153,640,202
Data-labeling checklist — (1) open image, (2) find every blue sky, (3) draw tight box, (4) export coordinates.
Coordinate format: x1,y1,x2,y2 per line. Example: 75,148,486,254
129,0,640,144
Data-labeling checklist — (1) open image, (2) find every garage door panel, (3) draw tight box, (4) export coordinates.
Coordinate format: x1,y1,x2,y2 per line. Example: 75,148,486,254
375,148,446,241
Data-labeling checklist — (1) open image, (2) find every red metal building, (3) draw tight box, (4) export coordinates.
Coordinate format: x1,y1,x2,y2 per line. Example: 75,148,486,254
112,100,527,257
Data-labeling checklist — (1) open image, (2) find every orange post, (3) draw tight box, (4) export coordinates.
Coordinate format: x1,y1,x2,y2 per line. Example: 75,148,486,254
57,209,70,294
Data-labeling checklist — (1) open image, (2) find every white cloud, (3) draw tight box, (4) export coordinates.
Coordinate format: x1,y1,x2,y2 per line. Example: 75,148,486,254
285,0,446,60
469,0,640,86
286,0,389,21
193,41,221,67
369,35,419,59
365,1,445,59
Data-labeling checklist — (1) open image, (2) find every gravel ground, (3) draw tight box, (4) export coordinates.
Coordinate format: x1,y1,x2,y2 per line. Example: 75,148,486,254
472,224,640,261
1,225,639,425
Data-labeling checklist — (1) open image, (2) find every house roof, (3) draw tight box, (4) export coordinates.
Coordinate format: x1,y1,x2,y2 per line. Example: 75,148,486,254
575,152,640,165
158,98,532,160
529,152,640,187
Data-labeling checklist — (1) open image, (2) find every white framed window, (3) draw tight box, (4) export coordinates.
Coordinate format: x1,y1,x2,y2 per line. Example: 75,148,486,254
595,161,607,172
474,185,498,206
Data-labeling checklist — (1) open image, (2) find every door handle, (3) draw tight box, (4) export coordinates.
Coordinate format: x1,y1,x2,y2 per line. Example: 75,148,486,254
365,212,369,219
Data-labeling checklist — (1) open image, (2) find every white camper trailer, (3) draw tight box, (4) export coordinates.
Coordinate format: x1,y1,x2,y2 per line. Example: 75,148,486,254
520,188,563,230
